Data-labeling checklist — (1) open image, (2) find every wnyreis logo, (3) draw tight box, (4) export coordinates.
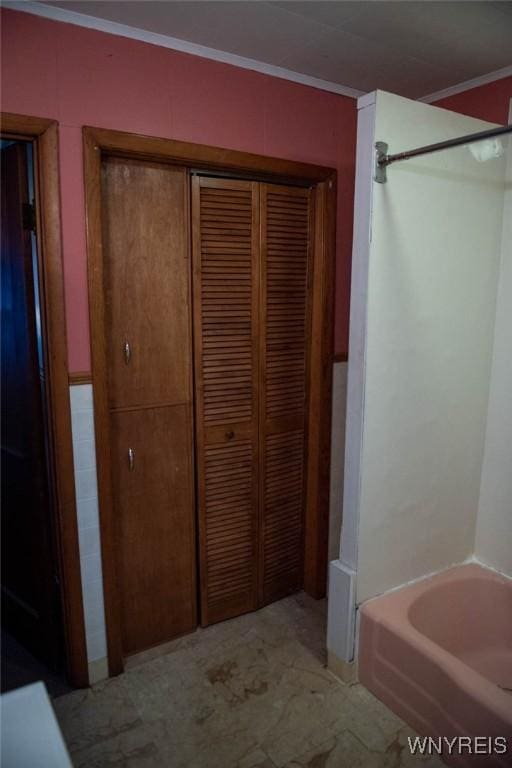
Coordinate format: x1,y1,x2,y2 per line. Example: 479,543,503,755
407,736,510,757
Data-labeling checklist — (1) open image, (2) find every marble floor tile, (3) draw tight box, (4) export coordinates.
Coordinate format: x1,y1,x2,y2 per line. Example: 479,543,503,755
53,676,142,754
69,722,164,768
53,594,436,768
285,731,384,768
237,748,276,768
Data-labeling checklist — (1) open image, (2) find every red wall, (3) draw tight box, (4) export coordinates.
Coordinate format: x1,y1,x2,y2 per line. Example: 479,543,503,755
0,9,357,371
3,9,509,371
434,76,512,125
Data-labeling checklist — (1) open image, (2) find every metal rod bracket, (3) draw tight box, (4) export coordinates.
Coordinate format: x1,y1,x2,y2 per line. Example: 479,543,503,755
374,141,388,184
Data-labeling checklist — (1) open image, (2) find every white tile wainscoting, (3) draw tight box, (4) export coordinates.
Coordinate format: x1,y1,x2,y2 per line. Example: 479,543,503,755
69,362,348,684
329,361,348,564
69,384,108,683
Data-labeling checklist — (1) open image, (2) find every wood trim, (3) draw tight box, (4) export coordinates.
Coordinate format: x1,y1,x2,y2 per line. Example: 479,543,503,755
1,113,89,687
83,126,336,673
84,127,334,184
1,113,54,137
83,129,124,676
68,371,93,385
304,177,337,598
334,353,348,363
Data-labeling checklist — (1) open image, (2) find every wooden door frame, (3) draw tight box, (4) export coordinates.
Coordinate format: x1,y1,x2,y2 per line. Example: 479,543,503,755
83,125,337,676
1,113,89,688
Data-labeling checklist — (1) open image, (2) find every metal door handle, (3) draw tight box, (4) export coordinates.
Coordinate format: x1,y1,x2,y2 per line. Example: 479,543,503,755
124,342,131,365
128,448,135,471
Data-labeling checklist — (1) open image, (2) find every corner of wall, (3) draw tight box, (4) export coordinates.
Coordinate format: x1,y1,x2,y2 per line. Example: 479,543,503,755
326,97,377,664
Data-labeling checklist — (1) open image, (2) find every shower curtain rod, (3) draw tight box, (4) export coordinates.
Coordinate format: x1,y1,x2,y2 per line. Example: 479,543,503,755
374,123,512,183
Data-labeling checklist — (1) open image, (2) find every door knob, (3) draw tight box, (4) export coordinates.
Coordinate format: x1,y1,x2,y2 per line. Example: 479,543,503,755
124,341,131,365
128,448,135,471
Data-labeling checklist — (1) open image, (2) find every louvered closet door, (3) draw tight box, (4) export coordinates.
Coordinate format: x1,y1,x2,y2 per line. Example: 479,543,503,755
192,177,260,625
259,184,312,605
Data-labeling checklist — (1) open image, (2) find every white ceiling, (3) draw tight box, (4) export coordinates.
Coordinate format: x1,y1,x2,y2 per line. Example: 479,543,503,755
38,1,512,99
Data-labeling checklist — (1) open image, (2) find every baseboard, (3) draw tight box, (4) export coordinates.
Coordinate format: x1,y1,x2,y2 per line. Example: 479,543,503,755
326,559,356,663
327,650,358,684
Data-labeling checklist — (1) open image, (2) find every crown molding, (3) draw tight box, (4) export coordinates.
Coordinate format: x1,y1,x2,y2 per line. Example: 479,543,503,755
419,66,512,104
3,1,363,99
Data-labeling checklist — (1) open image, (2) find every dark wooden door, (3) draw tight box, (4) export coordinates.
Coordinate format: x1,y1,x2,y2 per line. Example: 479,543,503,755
1,141,63,670
192,177,260,625
101,157,196,656
192,177,312,624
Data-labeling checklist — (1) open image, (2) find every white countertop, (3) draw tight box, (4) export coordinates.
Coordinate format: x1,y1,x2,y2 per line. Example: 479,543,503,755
1,682,73,767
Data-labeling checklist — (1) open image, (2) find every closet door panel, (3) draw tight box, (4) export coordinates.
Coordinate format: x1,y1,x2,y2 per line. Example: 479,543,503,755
260,185,312,604
101,158,190,409
110,405,196,655
192,177,260,625
202,433,259,624
101,156,197,660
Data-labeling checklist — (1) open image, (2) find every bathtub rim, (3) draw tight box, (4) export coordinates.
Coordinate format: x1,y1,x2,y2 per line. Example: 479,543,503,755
359,562,512,725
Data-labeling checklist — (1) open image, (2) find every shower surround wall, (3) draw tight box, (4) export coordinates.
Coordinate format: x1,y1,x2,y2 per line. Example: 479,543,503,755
476,102,512,578
328,90,508,665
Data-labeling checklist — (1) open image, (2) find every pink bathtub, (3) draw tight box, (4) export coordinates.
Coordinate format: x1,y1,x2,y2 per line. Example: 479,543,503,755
359,564,512,768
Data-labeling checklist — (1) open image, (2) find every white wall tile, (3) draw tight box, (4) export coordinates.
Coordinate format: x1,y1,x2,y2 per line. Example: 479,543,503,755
85,630,107,663
80,552,103,586
76,497,100,531
81,580,106,635
70,384,93,411
69,383,108,668
78,526,101,559
75,469,98,502
82,577,105,613
71,409,95,443
83,606,106,639
72,439,96,471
